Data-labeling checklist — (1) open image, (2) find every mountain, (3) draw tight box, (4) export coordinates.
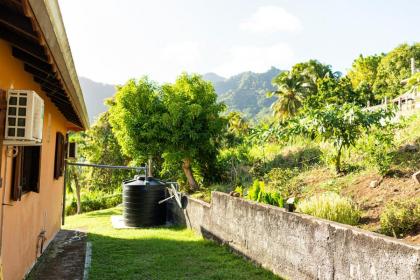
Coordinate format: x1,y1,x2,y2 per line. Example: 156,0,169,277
202,72,226,83
79,77,116,124
204,67,282,119
80,67,283,124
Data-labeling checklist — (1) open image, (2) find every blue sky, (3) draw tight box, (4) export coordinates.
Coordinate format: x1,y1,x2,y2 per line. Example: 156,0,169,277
59,0,419,84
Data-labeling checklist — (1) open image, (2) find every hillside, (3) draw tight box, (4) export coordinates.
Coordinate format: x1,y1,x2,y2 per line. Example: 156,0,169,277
79,77,116,124
80,67,282,123
203,67,282,119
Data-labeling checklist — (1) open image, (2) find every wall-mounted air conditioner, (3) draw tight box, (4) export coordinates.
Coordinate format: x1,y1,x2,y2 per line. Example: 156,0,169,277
4,90,44,146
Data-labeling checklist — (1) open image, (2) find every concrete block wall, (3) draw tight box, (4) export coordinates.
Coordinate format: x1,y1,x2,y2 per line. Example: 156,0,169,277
168,192,420,280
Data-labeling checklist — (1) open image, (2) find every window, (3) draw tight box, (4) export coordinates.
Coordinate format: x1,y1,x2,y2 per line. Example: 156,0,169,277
11,146,41,201
54,132,65,179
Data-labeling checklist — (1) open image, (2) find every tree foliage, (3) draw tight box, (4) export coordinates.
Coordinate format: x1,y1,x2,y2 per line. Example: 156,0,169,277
286,103,394,173
108,74,226,192
347,54,384,105
373,43,420,99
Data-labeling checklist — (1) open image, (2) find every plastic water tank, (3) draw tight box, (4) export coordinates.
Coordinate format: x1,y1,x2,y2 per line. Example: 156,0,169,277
122,176,166,227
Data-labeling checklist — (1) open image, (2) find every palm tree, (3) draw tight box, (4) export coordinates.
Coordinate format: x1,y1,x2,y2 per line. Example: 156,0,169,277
270,71,310,121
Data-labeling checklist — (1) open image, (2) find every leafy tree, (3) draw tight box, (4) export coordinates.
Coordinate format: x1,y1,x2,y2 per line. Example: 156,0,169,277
287,103,394,173
347,54,384,105
108,78,167,172
79,112,134,191
161,74,226,191
291,59,338,91
108,74,226,192
373,43,420,100
315,76,361,107
270,60,341,120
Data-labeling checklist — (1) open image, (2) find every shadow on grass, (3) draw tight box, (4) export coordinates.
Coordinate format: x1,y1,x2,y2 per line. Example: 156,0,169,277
86,230,281,280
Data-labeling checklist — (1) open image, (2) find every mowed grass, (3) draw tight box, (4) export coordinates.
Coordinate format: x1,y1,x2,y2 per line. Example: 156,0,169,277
64,207,281,280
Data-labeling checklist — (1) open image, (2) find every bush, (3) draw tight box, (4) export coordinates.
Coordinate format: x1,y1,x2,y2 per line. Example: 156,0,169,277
380,198,420,237
246,180,284,207
296,192,361,225
264,167,302,198
65,190,122,215
359,126,397,175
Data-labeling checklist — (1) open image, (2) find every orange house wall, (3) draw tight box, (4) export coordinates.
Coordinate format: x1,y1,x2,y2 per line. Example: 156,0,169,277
0,39,70,280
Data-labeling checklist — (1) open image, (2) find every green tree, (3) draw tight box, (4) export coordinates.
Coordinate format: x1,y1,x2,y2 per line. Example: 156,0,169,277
108,74,226,192
347,54,384,105
287,103,393,173
108,78,167,171
373,43,420,99
161,74,226,191
270,71,311,121
79,112,134,191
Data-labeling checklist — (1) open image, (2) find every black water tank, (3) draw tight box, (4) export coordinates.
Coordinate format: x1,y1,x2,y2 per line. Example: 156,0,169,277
122,176,166,227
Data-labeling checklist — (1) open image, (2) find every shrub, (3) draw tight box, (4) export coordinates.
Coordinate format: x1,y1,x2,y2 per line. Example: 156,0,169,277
65,190,122,215
359,126,397,175
264,167,302,198
246,180,284,207
296,192,361,225
380,198,420,237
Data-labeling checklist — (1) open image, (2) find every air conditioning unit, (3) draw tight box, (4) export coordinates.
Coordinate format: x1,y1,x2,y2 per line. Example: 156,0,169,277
4,90,44,145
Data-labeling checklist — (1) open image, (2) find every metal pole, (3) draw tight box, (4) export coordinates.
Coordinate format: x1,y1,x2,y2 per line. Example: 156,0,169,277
66,162,147,173
62,161,68,225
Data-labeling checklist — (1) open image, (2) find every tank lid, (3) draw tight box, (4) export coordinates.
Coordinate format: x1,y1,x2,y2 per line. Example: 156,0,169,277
124,176,165,187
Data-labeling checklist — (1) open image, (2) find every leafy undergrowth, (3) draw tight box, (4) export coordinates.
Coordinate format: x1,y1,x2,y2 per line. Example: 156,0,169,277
200,114,420,244
64,207,281,280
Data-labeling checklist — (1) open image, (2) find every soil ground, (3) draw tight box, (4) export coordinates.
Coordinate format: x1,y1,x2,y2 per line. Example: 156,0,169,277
26,229,87,280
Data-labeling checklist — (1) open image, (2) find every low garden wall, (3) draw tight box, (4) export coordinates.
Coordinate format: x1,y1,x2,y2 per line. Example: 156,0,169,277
167,192,420,280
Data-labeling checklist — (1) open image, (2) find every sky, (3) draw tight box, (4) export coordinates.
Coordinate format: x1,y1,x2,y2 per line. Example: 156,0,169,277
58,0,419,85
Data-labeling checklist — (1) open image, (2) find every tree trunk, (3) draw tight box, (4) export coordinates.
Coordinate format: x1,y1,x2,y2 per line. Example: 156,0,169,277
72,169,82,214
148,157,153,177
335,144,343,174
182,159,199,192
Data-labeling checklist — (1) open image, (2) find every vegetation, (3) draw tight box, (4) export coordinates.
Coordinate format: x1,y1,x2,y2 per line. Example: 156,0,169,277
68,41,420,243
108,74,226,192
380,198,420,237
296,192,361,225
64,207,280,280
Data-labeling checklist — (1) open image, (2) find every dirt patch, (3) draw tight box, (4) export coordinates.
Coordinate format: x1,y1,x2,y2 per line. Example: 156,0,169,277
26,229,87,280
341,173,420,244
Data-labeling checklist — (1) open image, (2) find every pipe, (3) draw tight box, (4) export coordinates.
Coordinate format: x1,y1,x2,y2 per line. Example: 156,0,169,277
61,161,147,225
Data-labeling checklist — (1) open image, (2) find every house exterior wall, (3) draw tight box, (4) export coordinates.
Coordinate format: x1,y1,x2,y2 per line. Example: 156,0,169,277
0,39,69,280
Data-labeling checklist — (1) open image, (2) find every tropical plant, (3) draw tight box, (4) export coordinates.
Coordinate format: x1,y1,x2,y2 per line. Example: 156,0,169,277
270,71,311,121
287,103,394,173
246,180,284,207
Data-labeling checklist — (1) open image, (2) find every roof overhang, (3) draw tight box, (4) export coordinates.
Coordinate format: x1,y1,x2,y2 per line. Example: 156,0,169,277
0,0,89,129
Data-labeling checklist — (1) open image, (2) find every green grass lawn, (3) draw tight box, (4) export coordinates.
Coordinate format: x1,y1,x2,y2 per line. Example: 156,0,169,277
64,207,281,280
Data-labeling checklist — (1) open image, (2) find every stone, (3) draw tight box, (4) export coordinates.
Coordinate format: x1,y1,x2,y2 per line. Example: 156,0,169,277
401,144,418,152
412,171,420,184
369,180,379,188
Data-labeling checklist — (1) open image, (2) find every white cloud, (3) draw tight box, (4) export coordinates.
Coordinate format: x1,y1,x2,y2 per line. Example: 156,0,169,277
215,43,295,77
240,6,302,33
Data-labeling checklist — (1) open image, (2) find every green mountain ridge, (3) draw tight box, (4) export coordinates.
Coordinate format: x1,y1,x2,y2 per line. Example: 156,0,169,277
80,67,282,123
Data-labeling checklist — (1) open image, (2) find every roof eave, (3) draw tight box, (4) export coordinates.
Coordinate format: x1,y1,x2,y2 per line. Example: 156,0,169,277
26,0,89,129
